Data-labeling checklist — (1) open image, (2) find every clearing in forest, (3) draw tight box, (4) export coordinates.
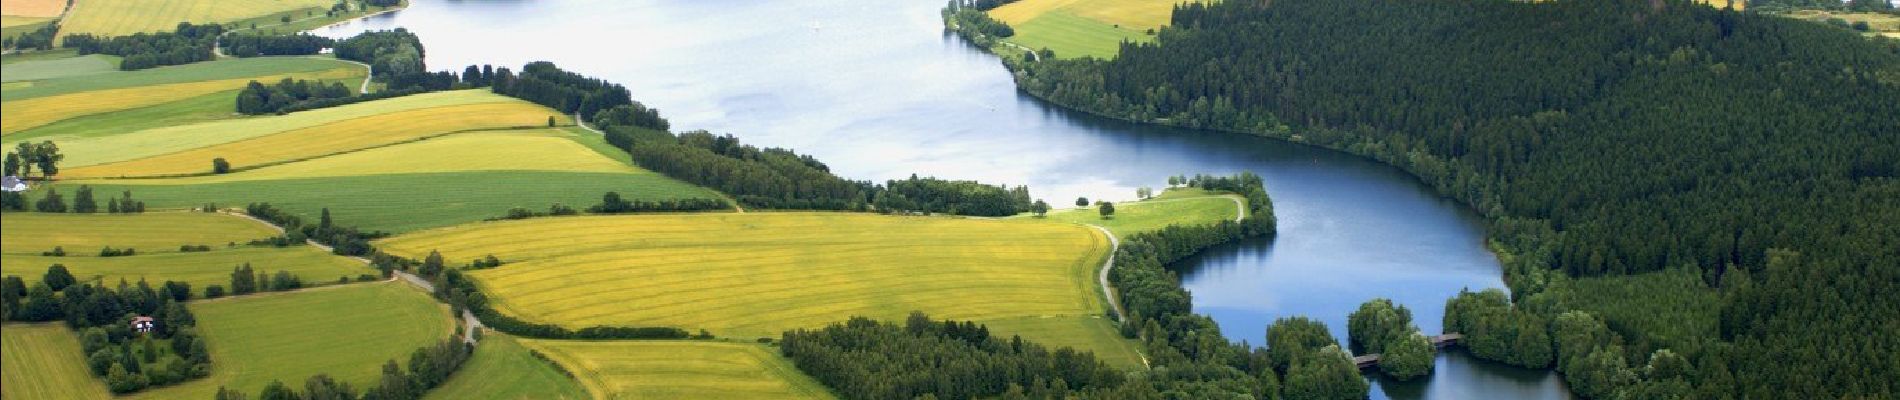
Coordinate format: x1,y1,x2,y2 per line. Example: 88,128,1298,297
129,281,453,399
519,340,835,400
1030,188,1244,237
988,0,1184,59
376,213,1146,367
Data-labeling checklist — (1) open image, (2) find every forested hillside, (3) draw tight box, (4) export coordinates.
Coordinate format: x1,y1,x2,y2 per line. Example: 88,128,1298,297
1008,0,1899,397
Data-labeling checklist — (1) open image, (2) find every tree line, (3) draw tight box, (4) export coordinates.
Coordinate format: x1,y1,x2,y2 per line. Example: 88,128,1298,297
942,1,1016,47
63,22,223,70
1000,0,1898,397
236,78,355,115
2,19,60,51
220,34,333,58
244,204,384,257
779,313,1128,400
2,265,210,394
4,184,144,214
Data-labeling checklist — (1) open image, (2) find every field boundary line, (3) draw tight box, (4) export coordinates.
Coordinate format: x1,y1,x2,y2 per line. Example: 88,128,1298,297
573,112,747,213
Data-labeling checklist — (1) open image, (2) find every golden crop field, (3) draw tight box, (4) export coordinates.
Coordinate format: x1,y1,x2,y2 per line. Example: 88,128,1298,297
67,102,569,178
0,67,361,136
58,0,336,37
520,340,835,400
2,246,369,290
1,212,278,253
0,0,65,18
24,90,517,168
0,324,113,400
1,15,52,28
123,129,640,184
130,282,453,399
377,213,1113,340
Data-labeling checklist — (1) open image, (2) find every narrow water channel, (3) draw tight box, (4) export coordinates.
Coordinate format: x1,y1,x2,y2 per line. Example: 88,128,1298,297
318,1,1571,397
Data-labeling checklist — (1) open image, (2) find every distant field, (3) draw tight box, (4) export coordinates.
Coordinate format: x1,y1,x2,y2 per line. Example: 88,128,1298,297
1776,9,1900,37
1,56,357,101
1029,188,1243,237
67,170,725,233
376,213,1133,363
520,340,835,400
16,89,514,168
1,58,364,136
6,91,239,144
0,0,65,18
58,0,335,37
66,102,566,178
988,0,1178,59
1,15,52,28
2,246,369,290
0,212,278,253
426,334,589,400
120,129,642,184
130,281,452,399
0,54,118,83
0,324,113,400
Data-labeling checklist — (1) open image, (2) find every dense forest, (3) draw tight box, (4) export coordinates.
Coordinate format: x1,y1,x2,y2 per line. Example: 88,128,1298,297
1001,0,1900,397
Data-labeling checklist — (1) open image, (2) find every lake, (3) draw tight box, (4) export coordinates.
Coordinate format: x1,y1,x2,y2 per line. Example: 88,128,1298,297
318,1,1571,397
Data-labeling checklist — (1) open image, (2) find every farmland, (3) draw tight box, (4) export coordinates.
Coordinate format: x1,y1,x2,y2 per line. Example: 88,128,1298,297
20,89,529,169
129,281,453,399
1030,188,1244,237
375,212,1144,366
127,129,644,183
426,334,589,400
520,340,835,400
987,0,1181,59
57,0,336,37
0,324,113,400
2,246,369,290
0,0,65,18
0,212,279,252
65,101,566,177
2,57,366,136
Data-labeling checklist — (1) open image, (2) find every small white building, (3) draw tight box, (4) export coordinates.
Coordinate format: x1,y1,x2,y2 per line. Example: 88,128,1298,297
1,176,26,192
131,316,155,333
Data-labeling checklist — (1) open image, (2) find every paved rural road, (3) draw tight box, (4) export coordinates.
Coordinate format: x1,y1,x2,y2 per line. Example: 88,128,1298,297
1088,224,1126,324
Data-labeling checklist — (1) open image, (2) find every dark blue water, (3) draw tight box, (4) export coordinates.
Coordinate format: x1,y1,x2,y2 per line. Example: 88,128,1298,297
317,1,1570,397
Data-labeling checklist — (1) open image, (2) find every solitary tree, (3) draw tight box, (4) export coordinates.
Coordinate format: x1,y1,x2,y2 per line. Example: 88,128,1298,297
1167,175,1180,187
72,185,97,213
32,141,60,178
212,158,231,174
547,115,557,127
1075,197,1089,207
1099,201,1115,219
1137,187,1153,200
1031,200,1050,217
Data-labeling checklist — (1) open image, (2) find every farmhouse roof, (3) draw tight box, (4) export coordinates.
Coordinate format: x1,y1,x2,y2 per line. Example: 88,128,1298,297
1,176,25,192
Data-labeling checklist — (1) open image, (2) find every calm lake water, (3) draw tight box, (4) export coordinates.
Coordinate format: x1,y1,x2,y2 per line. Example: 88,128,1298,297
319,1,1570,397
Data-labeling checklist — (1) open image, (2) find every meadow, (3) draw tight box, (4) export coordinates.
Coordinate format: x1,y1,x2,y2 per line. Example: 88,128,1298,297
57,0,336,37
2,57,365,136
0,54,118,83
0,324,113,400
130,281,453,399
519,340,835,400
1030,188,1243,237
425,334,589,400
375,212,1144,366
18,89,517,168
0,212,278,253
988,0,1179,59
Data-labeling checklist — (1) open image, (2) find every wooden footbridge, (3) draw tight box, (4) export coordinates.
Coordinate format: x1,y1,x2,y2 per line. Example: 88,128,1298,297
1352,333,1462,369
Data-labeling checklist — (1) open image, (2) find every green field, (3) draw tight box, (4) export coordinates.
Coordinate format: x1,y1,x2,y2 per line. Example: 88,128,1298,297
2,246,370,290
130,281,453,399
520,340,834,400
1,56,362,101
0,54,116,83
0,212,279,253
0,324,113,400
426,333,589,400
58,0,336,37
4,90,240,144
63,170,723,233
988,0,1181,59
376,212,1144,367
115,129,643,184
2,57,364,136
1029,188,1243,237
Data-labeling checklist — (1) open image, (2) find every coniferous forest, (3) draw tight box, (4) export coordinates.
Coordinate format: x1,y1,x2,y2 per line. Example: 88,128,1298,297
1007,0,1898,397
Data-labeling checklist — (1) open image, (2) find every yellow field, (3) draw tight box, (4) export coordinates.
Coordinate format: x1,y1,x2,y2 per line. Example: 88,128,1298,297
992,0,1180,31
67,102,568,178
1,15,52,28
2,246,370,290
377,213,1114,339
22,90,519,168
1,212,279,253
520,340,834,400
0,66,362,136
112,129,639,184
59,0,336,37
0,0,65,18
0,324,113,400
